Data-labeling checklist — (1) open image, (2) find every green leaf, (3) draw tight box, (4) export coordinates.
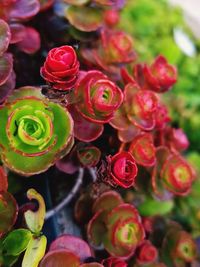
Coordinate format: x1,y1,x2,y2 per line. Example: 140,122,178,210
22,235,47,267
24,189,46,234
65,6,103,32
2,229,32,256
138,198,174,216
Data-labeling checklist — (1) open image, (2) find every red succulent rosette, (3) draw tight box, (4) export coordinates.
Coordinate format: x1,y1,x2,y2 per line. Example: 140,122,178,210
77,145,101,167
143,55,177,93
152,147,195,198
101,257,127,267
87,191,145,259
161,154,194,196
124,83,158,130
81,29,136,79
110,82,158,142
74,70,123,124
40,45,80,91
162,229,197,267
107,151,138,188
129,133,156,167
136,240,158,265
101,29,136,64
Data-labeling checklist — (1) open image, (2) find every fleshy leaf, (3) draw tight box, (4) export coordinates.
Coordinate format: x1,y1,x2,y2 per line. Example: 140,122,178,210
22,235,47,267
87,210,107,246
2,229,32,256
69,105,103,142
8,0,40,20
92,191,123,214
17,27,41,54
0,191,18,237
138,198,174,216
40,249,80,267
0,70,15,103
0,167,8,192
50,235,92,261
9,23,26,44
65,6,103,32
0,19,11,56
24,189,46,234
0,53,13,86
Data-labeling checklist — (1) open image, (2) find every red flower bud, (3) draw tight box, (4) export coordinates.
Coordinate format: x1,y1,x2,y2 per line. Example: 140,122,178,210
129,133,156,167
107,151,138,188
137,240,158,264
75,70,123,123
40,45,80,91
143,55,177,93
102,257,127,267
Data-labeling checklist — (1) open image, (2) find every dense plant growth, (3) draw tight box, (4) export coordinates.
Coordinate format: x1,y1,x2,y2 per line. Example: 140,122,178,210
0,0,199,266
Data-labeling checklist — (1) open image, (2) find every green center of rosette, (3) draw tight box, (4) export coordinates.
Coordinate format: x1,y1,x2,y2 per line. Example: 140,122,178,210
6,101,56,157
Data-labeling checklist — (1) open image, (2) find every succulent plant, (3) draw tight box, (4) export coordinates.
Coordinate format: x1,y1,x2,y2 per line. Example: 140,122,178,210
0,86,74,176
87,190,145,258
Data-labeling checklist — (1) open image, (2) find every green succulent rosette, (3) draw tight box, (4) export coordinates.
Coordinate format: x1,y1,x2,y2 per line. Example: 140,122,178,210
0,86,74,176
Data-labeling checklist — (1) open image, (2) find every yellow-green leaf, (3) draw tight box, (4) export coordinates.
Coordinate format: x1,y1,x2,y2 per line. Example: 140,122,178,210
24,189,46,234
22,235,47,267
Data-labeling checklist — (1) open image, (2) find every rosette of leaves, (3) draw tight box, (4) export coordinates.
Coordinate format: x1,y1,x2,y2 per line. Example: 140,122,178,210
56,142,101,174
129,133,156,167
87,190,145,258
0,86,74,176
152,147,195,198
70,70,123,142
110,82,158,142
162,228,197,267
81,29,136,78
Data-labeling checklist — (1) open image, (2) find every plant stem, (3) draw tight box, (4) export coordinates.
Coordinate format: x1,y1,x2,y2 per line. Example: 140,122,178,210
88,167,97,182
45,168,84,220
